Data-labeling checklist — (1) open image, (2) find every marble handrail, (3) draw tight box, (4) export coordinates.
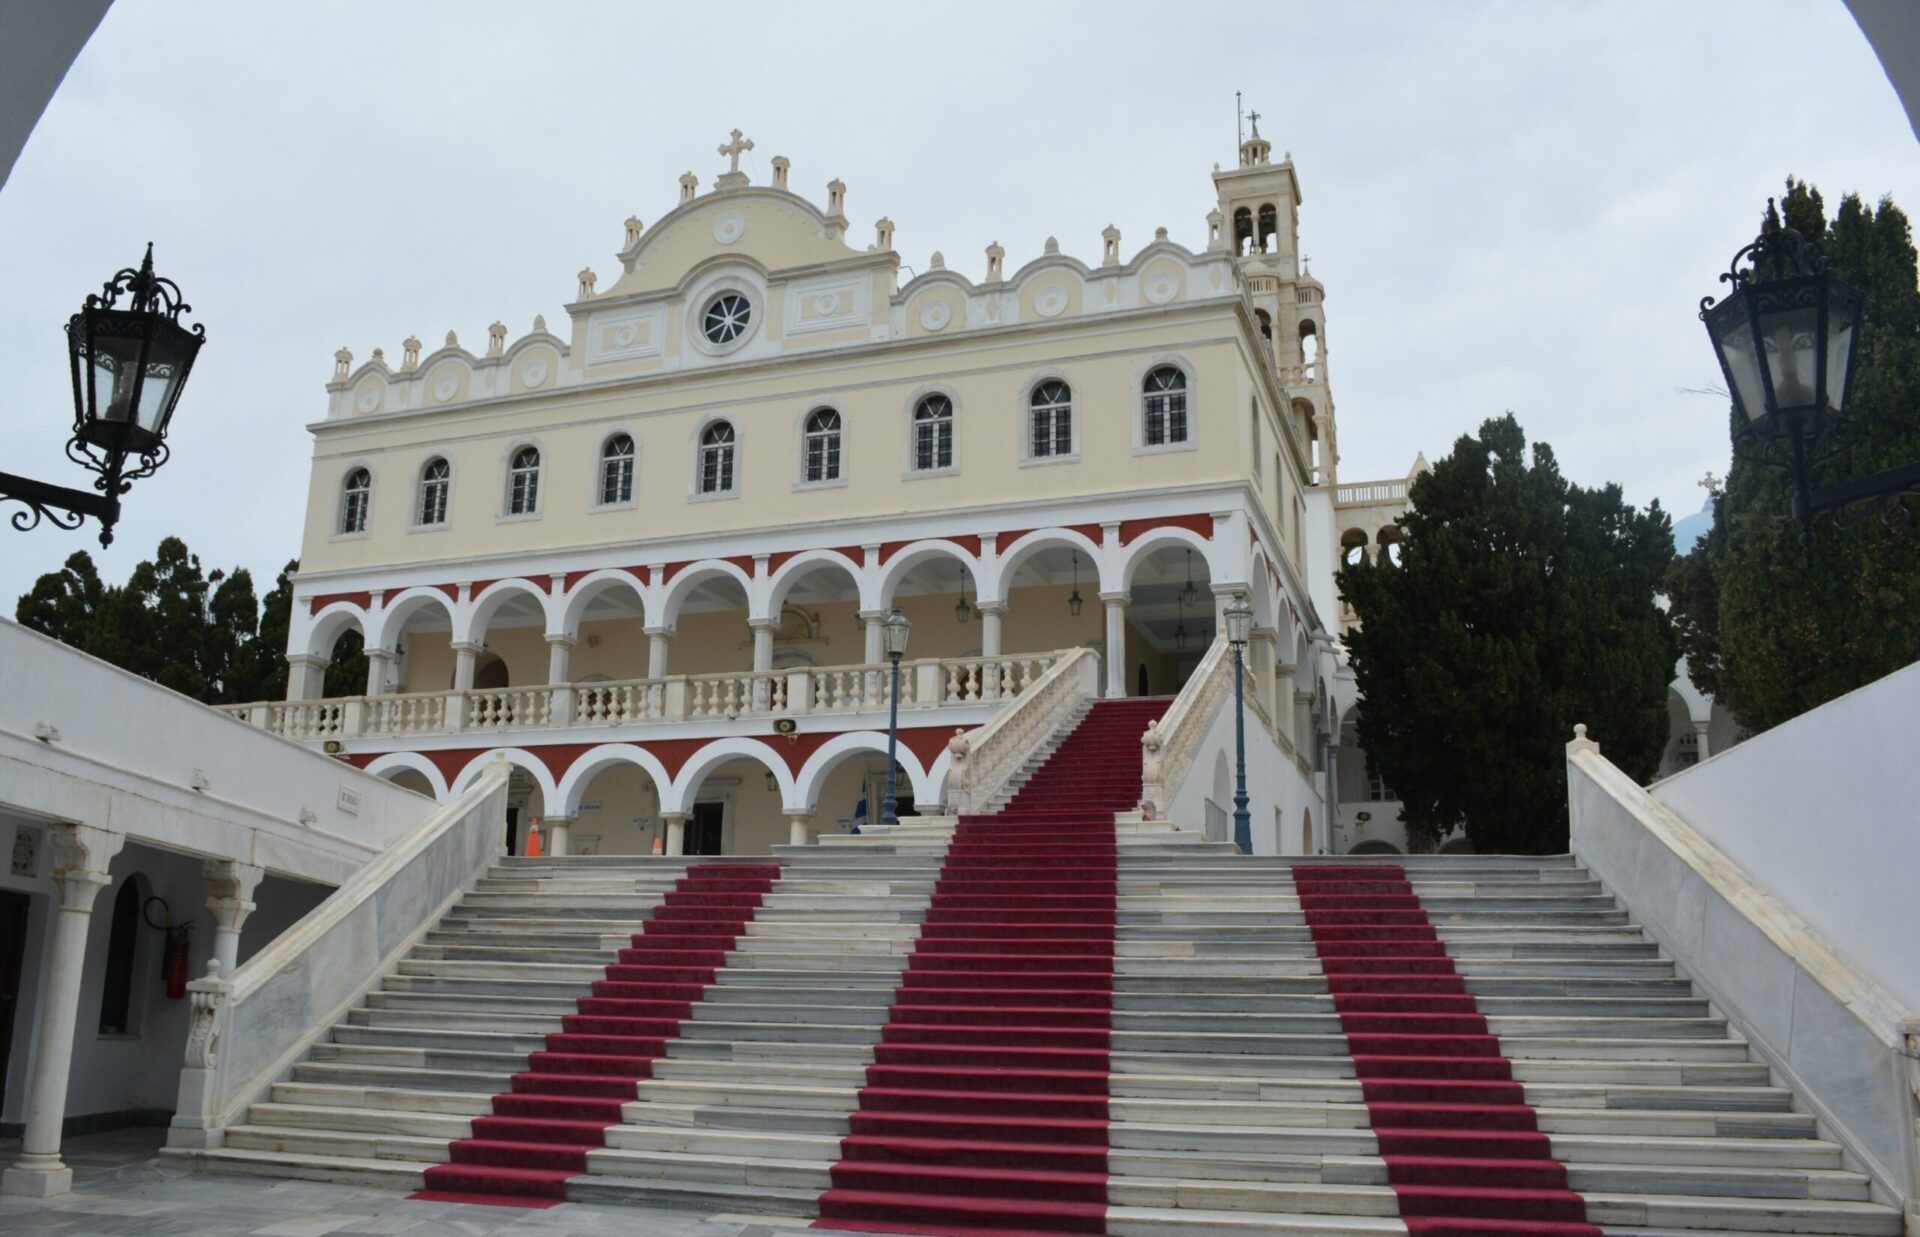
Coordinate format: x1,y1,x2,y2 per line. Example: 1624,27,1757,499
167,760,510,1148
945,646,1099,816
1138,637,1231,820
231,650,1074,741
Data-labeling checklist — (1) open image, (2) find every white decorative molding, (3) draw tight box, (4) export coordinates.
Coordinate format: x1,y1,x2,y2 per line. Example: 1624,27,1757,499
353,384,383,414
1034,285,1069,318
586,307,667,365
918,300,952,331
431,374,458,402
1145,270,1180,305
784,274,867,337
713,210,746,245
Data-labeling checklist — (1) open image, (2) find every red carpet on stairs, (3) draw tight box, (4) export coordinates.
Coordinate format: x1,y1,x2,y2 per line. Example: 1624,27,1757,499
412,861,782,1206
815,698,1169,1237
1290,863,1602,1237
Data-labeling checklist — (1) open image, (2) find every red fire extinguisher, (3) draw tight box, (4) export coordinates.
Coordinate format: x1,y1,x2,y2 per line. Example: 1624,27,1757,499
143,896,194,1000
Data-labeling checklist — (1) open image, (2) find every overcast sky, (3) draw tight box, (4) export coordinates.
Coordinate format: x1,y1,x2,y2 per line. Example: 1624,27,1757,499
2,1,1916,605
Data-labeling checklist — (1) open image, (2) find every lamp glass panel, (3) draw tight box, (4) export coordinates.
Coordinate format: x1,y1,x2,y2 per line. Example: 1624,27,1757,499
882,612,911,657
1756,301,1820,412
1711,310,1769,424
88,324,147,426
135,329,193,435
1825,284,1862,413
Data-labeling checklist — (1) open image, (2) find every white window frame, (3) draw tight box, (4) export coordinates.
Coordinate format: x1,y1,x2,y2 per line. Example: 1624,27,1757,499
414,456,451,530
595,431,638,510
686,272,765,359
1020,375,1078,467
905,389,959,478
499,440,543,522
1132,356,1199,455
336,466,372,538
798,406,846,490
692,417,739,500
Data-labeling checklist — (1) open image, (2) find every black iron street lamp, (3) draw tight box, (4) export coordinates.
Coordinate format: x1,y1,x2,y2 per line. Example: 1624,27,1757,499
0,245,205,547
1701,201,1917,544
1224,591,1254,854
880,607,912,827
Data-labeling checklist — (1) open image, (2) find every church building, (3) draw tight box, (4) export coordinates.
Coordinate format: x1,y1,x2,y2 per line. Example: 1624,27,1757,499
235,124,1352,857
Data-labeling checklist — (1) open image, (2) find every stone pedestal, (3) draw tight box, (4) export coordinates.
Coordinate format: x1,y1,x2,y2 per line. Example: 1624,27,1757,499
662,813,686,857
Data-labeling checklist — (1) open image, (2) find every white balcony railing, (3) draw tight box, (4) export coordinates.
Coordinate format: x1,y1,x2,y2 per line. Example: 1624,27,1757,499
1336,480,1409,504
223,651,1072,742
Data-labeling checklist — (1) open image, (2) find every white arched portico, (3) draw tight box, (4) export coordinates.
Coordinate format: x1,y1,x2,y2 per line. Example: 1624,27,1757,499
792,731,935,815
656,559,755,676
363,751,451,801
450,746,558,804
760,550,866,625
290,601,372,699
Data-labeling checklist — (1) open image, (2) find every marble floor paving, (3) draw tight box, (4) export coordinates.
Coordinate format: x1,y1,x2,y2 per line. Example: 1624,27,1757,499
0,1129,877,1237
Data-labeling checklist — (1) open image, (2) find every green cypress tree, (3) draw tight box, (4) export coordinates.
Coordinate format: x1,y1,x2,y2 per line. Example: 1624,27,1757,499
1669,181,1920,731
1338,414,1676,853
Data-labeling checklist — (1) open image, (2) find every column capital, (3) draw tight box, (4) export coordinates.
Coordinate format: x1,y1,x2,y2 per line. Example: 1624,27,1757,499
643,624,676,639
541,814,576,826
364,647,395,663
858,608,888,621
203,860,265,934
749,618,780,632
1211,581,1249,598
48,823,124,909
974,601,1006,617
544,633,578,649
450,640,483,655
1098,592,1129,606
284,653,329,670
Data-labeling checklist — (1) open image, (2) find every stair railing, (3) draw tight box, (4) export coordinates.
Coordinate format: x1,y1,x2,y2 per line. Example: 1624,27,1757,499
1138,636,1234,820
944,646,1099,816
166,759,511,1150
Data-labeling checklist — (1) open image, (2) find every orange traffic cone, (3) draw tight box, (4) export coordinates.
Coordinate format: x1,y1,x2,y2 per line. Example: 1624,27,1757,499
525,819,544,858
651,834,664,855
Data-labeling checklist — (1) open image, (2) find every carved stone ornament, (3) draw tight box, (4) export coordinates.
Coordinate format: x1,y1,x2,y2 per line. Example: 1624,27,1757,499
185,960,225,1069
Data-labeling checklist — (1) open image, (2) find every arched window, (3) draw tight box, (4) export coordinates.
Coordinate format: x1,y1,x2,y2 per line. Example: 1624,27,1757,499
599,434,635,505
802,408,842,483
340,468,370,534
418,457,450,526
98,879,140,1035
699,421,736,494
1251,400,1262,472
1142,367,1187,446
1258,202,1278,252
507,446,540,515
1029,380,1073,459
913,394,953,472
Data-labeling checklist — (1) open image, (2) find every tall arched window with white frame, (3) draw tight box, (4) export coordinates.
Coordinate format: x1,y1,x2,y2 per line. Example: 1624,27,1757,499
600,434,635,505
1029,380,1073,458
340,467,371,533
1143,366,1188,446
418,457,450,525
913,394,953,471
508,446,540,515
803,408,842,483
699,421,736,494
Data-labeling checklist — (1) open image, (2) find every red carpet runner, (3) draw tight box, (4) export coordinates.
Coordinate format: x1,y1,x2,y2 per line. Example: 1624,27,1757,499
414,861,782,1205
1290,863,1600,1237
816,697,1169,1236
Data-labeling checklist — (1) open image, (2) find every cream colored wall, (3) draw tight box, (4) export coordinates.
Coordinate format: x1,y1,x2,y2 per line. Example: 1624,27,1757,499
564,756,880,857
300,314,1266,574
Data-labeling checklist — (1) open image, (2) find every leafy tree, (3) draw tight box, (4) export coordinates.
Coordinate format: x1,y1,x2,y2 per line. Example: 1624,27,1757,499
1668,180,1920,732
1338,414,1676,853
13,541,334,706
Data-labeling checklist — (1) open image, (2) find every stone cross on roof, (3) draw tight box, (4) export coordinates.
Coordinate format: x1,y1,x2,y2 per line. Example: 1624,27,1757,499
1247,110,1262,138
719,129,755,174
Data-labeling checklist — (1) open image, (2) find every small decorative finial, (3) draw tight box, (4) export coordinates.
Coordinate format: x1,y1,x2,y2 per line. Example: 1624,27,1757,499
1101,224,1121,267
985,241,1005,282
875,217,895,250
532,314,547,333
444,329,458,349
577,267,597,300
1043,236,1060,255
487,321,507,358
678,172,698,204
1155,226,1169,241
771,155,790,190
371,347,386,365
929,250,945,271
1247,109,1262,138
826,178,846,218
623,215,643,248
333,347,352,380
401,336,421,370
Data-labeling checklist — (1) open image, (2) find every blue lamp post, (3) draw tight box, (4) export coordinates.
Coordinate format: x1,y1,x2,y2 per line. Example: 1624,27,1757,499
1224,592,1254,853
880,608,912,826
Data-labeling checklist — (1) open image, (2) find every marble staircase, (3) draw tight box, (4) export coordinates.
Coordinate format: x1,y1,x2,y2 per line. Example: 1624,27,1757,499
165,845,1905,1233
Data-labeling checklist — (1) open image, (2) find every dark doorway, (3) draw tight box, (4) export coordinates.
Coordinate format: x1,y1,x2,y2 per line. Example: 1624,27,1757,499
0,891,30,1111
98,879,140,1035
686,802,725,855
1136,664,1149,697
505,806,520,856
